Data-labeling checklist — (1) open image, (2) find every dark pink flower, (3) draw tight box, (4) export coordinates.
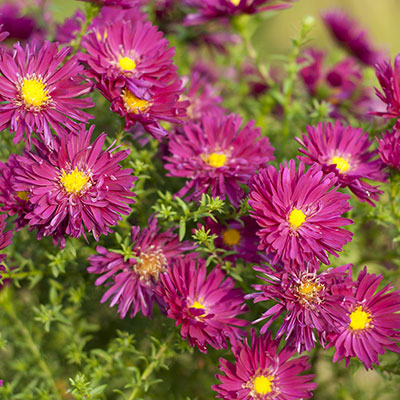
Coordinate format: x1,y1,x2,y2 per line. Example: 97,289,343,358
156,256,248,353
377,128,400,170
249,160,353,265
0,214,12,266
212,329,317,400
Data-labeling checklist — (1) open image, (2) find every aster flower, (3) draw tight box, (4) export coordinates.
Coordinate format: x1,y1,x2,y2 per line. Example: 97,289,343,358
297,121,386,206
322,9,383,66
249,160,353,265
165,113,274,206
88,216,194,318
184,0,293,26
204,216,267,264
212,329,317,400
373,55,400,119
328,267,400,370
14,125,135,247
377,128,400,170
156,256,248,353
247,262,353,353
55,9,85,44
78,0,142,7
0,214,12,266
0,154,32,229
0,41,93,147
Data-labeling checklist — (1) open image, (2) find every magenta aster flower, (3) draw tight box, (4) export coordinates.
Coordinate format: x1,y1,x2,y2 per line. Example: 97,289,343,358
55,9,85,44
328,267,400,370
0,41,93,147
88,216,194,318
156,256,248,353
0,154,32,229
212,329,317,400
249,160,353,265
297,121,386,206
14,125,135,246
165,113,274,206
247,262,353,352
372,55,400,119
377,128,400,170
184,0,293,26
78,0,141,7
0,214,12,266
322,9,383,66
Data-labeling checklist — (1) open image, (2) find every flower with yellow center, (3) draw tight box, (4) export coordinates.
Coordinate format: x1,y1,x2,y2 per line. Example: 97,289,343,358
349,306,372,331
288,208,306,229
330,155,351,174
134,248,167,283
204,153,226,168
20,77,50,109
118,56,136,72
122,89,150,114
222,228,241,246
243,374,274,397
60,167,90,195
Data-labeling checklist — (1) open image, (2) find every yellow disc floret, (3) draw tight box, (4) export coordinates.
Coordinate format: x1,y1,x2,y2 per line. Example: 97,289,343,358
119,56,136,71
349,306,372,330
288,208,306,229
330,156,350,174
16,191,29,201
205,153,226,168
122,89,150,114
253,375,273,395
222,228,241,246
230,0,241,5
190,300,206,317
20,77,50,108
60,167,90,195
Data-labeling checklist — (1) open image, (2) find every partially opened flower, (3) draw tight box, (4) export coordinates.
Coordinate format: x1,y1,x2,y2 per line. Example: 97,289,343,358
328,267,400,370
249,160,353,265
297,121,386,206
165,112,274,206
14,125,135,246
212,329,317,400
247,262,353,352
322,9,383,66
156,256,248,353
0,41,93,147
377,128,400,170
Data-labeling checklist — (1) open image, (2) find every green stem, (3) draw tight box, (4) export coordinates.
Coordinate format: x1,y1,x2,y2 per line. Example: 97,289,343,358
127,333,174,400
5,300,63,400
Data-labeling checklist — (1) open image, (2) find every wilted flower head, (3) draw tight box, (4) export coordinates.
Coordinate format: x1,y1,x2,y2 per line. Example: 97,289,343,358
297,121,386,206
322,9,383,66
0,41,93,147
88,216,194,318
157,256,248,353
249,160,353,265
212,329,317,399
184,0,293,25
328,267,400,370
247,262,353,352
165,112,274,206
14,125,135,247
377,128,400,170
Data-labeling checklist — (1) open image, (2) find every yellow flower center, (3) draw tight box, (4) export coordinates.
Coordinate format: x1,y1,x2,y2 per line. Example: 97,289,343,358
60,168,90,195
230,0,241,5
222,228,241,246
122,89,150,114
288,208,306,229
253,375,273,395
296,277,325,307
190,300,206,317
134,249,167,283
330,156,350,174
119,56,136,71
20,77,50,108
16,191,29,201
205,153,226,168
349,306,372,331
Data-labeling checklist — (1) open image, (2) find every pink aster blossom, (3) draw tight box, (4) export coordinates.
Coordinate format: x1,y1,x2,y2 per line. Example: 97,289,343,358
88,216,194,318
297,121,386,206
328,267,400,370
14,125,135,247
156,256,248,353
377,128,400,170
212,329,317,400
247,261,354,353
78,0,142,7
249,160,353,265
0,41,94,148
0,214,12,266
165,113,274,206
